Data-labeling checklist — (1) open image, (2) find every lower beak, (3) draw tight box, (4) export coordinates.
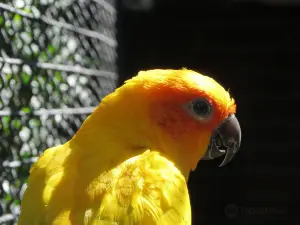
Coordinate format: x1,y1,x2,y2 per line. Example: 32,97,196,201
202,114,241,167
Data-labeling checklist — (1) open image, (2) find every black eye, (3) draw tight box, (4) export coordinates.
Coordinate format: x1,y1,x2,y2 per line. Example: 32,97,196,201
190,98,212,118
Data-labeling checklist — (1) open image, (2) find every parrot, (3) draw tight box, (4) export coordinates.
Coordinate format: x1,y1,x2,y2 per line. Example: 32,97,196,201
18,68,241,225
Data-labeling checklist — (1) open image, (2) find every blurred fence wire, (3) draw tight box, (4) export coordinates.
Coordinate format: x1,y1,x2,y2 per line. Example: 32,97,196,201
0,0,117,224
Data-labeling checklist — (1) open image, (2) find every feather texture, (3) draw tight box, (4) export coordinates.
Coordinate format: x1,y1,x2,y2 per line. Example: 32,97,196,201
19,148,191,225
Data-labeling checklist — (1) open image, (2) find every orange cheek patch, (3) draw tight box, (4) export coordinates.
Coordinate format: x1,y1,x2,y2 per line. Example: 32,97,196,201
147,82,230,139
149,102,202,139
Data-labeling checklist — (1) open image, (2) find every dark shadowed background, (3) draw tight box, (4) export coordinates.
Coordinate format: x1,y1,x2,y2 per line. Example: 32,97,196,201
116,0,299,224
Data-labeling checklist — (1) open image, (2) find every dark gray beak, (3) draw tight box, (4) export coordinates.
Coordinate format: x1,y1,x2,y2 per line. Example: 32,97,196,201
202,114,241,167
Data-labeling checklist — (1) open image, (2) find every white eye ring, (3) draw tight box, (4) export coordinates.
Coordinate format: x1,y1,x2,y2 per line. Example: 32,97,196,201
187,98,213,121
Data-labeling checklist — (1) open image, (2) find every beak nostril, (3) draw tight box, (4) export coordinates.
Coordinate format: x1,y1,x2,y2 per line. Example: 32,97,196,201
216,145,227,152
215,133,227,151
215,137,222,147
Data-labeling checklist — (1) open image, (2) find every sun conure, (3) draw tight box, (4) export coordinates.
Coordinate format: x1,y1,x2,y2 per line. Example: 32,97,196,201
18,69,241,225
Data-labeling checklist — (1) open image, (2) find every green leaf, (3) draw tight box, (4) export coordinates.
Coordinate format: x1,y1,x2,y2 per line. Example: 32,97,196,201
4,194,12,202
0,16,4,25
30,118,41,127
12,14,22,31
39,51,48,61
4,73,12,81
2,116,10,128
55,71,63,82
48,44,55,54
13,14,22,22
23,8,32,13
21,107,31,114
14,199,21,205
11,119,22,129
22,151,30,159
21,72,31,84
23,178,28,184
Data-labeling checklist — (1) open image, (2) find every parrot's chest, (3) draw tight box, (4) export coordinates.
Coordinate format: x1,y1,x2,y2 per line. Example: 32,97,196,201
72,150,192,225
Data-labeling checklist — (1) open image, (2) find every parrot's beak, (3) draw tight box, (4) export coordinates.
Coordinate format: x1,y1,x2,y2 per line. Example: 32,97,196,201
203,114,241,167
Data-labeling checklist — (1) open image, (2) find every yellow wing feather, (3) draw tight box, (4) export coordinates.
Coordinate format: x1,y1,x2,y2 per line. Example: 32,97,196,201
18,143,77,225
84,150,191,225
18,149,191,225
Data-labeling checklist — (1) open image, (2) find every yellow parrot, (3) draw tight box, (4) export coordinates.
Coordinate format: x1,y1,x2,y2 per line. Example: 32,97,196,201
18,69,241,225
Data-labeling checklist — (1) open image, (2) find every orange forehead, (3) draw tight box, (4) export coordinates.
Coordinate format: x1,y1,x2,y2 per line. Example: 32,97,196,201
136,69,236,114
125,69,236,138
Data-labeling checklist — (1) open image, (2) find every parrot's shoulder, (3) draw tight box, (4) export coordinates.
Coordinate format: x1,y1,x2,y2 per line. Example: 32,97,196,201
85,150,191,225
29,143,71,174
18,143,76,225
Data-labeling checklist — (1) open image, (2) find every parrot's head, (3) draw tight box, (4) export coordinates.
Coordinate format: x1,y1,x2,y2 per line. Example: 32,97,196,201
81,69,241,177
135,69,241,173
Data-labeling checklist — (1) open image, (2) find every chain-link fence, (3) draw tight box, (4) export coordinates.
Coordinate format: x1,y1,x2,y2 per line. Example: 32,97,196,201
0,0,117,224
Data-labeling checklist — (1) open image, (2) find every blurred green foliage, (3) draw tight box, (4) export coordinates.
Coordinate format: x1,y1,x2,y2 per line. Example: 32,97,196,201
0,0,117,223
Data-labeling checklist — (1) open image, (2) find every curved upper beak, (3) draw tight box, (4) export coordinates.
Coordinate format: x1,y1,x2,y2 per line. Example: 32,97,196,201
203,114,241,166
